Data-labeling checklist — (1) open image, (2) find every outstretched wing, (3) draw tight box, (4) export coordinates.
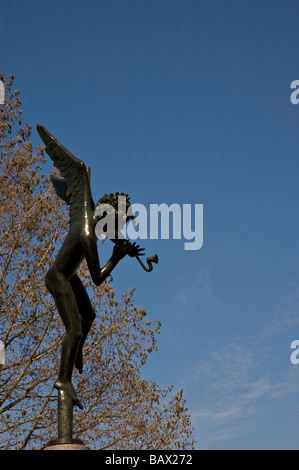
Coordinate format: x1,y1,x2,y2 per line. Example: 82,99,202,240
37,124,95,225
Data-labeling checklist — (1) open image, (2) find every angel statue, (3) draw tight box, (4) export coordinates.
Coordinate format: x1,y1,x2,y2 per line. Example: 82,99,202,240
37,125,157,419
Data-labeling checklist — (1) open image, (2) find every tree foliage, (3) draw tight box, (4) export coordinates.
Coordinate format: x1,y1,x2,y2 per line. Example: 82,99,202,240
0,74,195,450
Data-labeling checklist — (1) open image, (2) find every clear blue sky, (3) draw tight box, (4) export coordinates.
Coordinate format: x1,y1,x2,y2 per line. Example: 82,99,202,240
2,0,299,449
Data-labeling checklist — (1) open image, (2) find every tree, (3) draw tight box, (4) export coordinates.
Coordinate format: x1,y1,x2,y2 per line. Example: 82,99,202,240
0,74,195,450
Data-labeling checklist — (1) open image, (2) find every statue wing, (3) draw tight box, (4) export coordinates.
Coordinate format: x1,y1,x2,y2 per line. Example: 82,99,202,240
37,124,95,225
49,175,71,205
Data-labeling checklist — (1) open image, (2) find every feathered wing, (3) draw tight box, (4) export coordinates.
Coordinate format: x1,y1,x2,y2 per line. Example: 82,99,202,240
37,124,95,224
37,124,101,283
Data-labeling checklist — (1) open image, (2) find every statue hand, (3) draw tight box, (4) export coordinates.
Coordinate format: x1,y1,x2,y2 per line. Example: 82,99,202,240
126,241,145,258
113,241,145,259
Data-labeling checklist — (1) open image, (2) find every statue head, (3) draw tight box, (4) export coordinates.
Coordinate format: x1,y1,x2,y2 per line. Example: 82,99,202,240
96,192,135,240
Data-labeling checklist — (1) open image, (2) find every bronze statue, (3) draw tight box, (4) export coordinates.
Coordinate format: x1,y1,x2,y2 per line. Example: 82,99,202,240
37,125,158,446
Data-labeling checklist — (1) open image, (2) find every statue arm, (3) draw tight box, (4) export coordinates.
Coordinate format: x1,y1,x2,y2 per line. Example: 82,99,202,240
81,235,120,286
83,237,145,286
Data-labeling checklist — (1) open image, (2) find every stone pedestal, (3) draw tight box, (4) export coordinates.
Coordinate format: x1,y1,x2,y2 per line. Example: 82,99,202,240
44,438,90,450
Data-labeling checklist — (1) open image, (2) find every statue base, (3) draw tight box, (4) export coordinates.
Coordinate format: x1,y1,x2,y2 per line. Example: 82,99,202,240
44,438,90,450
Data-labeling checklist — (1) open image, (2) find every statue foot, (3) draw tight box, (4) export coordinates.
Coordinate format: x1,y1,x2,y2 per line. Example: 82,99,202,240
54,379,84,410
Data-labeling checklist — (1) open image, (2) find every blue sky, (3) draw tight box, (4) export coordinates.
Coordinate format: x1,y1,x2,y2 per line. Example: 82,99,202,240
2,0,299,449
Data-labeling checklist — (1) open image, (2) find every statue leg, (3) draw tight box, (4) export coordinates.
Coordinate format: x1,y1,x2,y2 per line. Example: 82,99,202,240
45,266,83,409
70,274,96,374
